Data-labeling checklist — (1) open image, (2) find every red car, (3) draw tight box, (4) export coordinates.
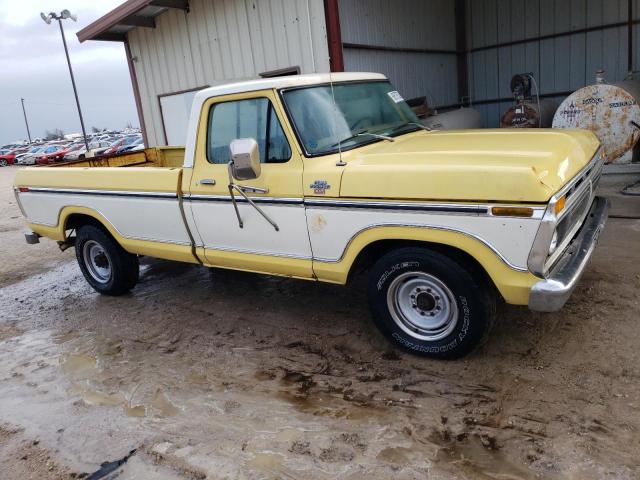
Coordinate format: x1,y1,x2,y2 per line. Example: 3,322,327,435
0,147,29,166
36,144,77,165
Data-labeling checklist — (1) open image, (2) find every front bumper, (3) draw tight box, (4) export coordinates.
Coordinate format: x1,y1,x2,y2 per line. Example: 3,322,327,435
528,196,609,312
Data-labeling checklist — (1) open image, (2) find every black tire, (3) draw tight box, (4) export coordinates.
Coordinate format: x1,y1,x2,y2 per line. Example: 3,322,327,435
0,159,7,167
75,224,139,295
367,247,495,360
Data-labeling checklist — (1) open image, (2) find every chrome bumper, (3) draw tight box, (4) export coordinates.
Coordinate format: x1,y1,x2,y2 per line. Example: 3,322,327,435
529,197,609,312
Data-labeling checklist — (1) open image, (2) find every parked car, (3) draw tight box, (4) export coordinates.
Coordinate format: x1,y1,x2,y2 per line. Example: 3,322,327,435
16,146,47,165
32,145,63,163
64,141,112,161
37,142,83,164
102,136,140,156
116,138,145,154
14,73,608,359
0,148,23,166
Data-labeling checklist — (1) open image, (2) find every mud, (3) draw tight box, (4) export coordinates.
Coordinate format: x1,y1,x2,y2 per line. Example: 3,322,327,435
1,165,640,479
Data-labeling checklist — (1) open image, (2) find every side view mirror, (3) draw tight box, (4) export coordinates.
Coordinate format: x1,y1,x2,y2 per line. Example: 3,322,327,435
229,138,261,181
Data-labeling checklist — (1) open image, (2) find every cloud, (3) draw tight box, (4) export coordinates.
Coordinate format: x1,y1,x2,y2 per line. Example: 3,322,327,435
0,1,138,143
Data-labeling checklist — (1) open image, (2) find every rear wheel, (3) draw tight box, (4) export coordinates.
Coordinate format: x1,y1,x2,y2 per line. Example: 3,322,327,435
0,159,7,167
75,225,139,295
368,247,495,359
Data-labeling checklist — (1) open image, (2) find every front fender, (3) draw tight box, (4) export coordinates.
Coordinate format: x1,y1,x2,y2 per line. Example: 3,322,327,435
312,225,539,305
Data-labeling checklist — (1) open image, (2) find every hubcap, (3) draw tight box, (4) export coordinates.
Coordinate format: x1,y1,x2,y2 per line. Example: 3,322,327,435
386,272,458,342
82,240,112,284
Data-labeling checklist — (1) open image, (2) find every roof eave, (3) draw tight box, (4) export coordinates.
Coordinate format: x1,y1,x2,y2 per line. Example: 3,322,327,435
76,0,189,43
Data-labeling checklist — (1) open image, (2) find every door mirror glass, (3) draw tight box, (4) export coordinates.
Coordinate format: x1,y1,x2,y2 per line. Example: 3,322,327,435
229,138,261,180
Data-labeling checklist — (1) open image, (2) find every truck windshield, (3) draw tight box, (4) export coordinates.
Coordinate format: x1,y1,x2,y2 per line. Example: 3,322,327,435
281,80,421,156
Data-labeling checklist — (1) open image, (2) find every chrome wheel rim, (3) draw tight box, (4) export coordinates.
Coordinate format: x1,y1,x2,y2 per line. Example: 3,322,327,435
386,272,458,342
83,240,112,284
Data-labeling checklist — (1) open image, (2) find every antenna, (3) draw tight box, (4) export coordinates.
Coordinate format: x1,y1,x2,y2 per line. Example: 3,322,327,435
328,70,346,167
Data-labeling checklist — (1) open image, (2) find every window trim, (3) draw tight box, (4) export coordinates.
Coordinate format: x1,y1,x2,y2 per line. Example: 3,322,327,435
278,79,419,158
205,96,293,165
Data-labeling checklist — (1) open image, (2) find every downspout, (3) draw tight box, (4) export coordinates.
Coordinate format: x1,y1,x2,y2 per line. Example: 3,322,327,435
124,38,149,147
323,0,344,72
629,0,635,73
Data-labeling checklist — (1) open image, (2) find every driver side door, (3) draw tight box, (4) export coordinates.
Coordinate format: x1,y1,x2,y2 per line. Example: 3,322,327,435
187,89,313,279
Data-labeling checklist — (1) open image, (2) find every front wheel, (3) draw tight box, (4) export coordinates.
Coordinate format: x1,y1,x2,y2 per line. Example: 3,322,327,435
368,247,495,359
75,225,139,295
0,159,7,167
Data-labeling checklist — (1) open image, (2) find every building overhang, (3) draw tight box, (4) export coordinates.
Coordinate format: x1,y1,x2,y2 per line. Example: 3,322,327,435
76,0,189,42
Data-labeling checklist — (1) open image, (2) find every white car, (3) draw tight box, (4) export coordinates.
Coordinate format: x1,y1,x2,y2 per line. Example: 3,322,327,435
64,141,112,161
16,146,46,165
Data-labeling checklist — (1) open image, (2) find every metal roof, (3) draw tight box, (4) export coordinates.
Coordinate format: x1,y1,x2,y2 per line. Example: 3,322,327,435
76,0,188,42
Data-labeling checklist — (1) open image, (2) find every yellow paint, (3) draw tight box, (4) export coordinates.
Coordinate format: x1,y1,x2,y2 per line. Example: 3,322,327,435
312,226,540,305
202,249,314,280
15,165,182,193
190,88,314,277
338,128,600,202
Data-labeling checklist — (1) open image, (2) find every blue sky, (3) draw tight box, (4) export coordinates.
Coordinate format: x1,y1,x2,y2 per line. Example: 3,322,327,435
0,1,138,144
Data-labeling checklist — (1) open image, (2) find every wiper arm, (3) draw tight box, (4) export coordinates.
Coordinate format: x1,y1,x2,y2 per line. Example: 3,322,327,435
357,132,395,142
407,122,432,131
330,131,395,148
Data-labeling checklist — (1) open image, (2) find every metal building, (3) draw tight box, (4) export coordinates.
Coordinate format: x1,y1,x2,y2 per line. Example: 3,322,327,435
78,0,639,157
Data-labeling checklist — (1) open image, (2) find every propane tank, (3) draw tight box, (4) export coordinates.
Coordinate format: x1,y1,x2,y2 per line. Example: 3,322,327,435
422,107,482,130
553,71,640,164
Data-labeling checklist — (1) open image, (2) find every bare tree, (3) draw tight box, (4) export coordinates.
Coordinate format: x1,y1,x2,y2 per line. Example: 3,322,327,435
44,128,65,141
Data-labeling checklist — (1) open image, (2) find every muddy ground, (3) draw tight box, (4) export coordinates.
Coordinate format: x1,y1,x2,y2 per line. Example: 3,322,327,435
1,165,639,479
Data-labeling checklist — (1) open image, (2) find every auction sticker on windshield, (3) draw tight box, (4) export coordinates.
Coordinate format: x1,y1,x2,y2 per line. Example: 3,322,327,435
388,91,404,103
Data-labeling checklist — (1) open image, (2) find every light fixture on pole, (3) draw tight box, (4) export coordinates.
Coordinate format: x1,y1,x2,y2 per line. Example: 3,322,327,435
40,10,89,150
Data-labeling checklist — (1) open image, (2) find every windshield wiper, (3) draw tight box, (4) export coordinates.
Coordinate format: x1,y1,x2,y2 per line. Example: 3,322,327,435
386,122,432,136
330,131,395,148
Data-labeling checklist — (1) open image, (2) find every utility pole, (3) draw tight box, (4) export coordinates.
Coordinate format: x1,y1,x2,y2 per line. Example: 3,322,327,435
20,98,32,143
41,10,89,150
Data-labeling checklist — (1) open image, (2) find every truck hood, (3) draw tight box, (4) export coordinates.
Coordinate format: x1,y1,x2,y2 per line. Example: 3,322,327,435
339,129,600,203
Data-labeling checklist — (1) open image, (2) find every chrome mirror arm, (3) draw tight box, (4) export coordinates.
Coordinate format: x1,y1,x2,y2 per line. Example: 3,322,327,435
227,161,279,232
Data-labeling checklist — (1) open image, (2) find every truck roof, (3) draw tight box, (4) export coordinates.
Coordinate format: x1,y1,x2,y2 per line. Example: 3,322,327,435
194,72,387,102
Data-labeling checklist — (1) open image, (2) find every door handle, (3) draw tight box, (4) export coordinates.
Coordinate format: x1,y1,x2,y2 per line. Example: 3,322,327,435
199,178,216,186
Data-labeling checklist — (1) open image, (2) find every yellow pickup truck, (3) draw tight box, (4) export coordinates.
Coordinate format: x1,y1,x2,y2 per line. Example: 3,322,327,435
14,73,608,359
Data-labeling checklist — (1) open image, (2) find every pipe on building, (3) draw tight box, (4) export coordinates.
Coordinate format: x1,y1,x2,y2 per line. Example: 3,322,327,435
124,39,148,147
323,0,344,72
629,0,635,73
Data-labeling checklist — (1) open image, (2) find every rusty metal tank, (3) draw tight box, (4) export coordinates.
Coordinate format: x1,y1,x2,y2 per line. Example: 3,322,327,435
500,99,558,128
553,73,640,164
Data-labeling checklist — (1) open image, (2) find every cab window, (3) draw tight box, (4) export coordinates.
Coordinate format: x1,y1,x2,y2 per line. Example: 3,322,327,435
206,97,291,164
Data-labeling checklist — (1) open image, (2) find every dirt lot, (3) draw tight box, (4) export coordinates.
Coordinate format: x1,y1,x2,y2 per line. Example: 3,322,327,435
1,165,640,479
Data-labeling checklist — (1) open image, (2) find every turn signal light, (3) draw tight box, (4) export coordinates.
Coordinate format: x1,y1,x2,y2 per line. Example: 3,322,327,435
491,207,534,217
554,195,566,215
18,187,29,193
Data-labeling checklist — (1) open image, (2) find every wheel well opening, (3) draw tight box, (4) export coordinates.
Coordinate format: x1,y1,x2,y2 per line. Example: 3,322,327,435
64,214,109,238
348,239,499,296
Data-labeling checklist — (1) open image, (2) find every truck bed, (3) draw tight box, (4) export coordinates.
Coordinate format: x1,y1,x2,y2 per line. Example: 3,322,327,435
49,146,184,169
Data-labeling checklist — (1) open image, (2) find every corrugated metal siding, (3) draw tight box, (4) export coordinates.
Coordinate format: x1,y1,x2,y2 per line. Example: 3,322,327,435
128,0,330,146
339,0,459,106
466,0,640,127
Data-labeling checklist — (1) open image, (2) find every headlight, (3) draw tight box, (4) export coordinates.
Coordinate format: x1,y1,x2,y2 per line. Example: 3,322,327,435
549,230,559,254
